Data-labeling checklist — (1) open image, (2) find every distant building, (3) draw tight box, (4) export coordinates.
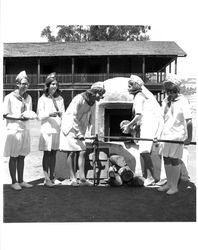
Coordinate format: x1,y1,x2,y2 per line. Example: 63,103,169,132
3,41,186,111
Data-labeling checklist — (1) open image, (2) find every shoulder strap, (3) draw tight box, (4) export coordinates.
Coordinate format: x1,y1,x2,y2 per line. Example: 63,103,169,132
51,96,59,112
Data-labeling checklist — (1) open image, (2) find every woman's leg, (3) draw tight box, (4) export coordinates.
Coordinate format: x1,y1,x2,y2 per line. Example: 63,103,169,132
158,157,172,191
17,155,33,188
9,156,22,190
49,150,57,181
17,155,25,183
140,152,156,180
66,151,76,181
9,157,18,184
42,151,50,180
78,150,86,181
42,151,54,187
166,158,181,195
78,151,93,186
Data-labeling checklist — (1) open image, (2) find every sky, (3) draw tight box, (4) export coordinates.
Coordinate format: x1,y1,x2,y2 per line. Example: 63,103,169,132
0,0,197,250
1,0,197,79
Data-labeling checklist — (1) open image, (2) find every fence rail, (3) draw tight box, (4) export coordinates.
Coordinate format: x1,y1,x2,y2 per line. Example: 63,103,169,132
4,73,165,85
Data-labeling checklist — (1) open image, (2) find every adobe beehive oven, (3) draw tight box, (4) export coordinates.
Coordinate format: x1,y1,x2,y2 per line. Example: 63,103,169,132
93,77,133,138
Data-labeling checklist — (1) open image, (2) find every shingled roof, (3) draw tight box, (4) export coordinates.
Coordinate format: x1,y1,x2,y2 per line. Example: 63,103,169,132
4,41,187,57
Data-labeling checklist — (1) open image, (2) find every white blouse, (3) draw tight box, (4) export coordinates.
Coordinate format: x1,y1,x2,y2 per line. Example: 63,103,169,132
3,91,32,131
37,94,65,134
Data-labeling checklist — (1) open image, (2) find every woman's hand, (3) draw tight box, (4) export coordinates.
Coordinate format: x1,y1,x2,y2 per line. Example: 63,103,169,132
49,111,62,117
77,135,85,141
121,124,131,134
49,112,58,117
184,138,192,145
153,137,159,147
20,115,29,121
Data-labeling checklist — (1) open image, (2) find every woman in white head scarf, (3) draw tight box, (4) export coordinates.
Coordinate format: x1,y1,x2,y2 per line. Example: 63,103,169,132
3,71,36,190
59,82,105,186
121,75,163,185
157,75,193,194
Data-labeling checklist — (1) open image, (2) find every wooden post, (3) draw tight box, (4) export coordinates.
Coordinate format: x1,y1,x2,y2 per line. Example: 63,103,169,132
175,57,177,74
3,58,6,83
72,57,74,83
142,56,145,81
37,58,40,84
107,57,110,79
169,63,171,73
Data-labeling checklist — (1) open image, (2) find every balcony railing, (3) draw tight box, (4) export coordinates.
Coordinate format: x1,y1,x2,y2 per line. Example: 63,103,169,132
4,73,166,85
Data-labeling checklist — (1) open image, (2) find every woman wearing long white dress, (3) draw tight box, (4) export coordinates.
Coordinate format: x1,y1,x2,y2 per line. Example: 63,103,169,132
59,82,105,186
37,73,65,187
3,71,36,191
121,75,163,185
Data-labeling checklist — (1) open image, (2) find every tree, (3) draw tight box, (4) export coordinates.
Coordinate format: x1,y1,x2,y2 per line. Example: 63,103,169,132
41,26,56,42
41,25,151,42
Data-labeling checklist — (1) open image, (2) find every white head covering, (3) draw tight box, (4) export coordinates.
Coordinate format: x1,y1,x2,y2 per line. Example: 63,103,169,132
16,71,29,83
45,72,57,86
129,75,159,102
91,81,105,90
163,74,182,90
128,75,144,87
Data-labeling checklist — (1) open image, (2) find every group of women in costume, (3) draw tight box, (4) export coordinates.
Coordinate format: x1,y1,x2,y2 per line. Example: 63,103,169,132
3,71,193,195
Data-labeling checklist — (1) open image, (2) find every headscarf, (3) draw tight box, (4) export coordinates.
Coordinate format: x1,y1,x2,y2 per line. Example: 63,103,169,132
91,81,105,90
163,74,182,107
15,70,29,100
82,81,106,106
16,70,29,84
128,75,144,87
163,74,182,92
128,75,144,94
45,72,57,87
91,81,106,96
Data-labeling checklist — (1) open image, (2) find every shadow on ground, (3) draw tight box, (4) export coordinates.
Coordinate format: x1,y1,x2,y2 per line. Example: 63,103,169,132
3,179,196,223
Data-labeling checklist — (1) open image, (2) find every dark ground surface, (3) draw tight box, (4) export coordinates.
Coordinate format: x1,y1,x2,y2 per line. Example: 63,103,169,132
3,179,196,223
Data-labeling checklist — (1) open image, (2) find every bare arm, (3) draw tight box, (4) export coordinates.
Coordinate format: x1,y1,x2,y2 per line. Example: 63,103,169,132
184,118,193,145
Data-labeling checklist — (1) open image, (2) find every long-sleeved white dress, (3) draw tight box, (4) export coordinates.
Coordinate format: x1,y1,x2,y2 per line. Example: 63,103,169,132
59,94,93,152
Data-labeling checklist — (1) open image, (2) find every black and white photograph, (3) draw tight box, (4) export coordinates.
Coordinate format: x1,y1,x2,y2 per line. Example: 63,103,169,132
0,0,197,250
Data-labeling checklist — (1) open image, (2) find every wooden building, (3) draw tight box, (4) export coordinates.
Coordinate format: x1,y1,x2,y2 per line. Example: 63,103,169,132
3,41,186,111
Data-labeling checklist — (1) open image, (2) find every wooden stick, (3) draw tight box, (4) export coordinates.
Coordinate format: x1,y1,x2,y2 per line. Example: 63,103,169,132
80,135,196,145
102,136,196,145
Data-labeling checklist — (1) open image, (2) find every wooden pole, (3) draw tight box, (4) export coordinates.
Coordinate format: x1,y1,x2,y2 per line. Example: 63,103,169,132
92,134,99,186
72,57,74,83
81,135,196,145
37,58,40,84
107,57,110,79
142,56,145,81
175,57,177,74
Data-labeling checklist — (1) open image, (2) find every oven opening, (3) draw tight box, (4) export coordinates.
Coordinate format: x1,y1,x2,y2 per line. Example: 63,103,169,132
104,108,133,141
